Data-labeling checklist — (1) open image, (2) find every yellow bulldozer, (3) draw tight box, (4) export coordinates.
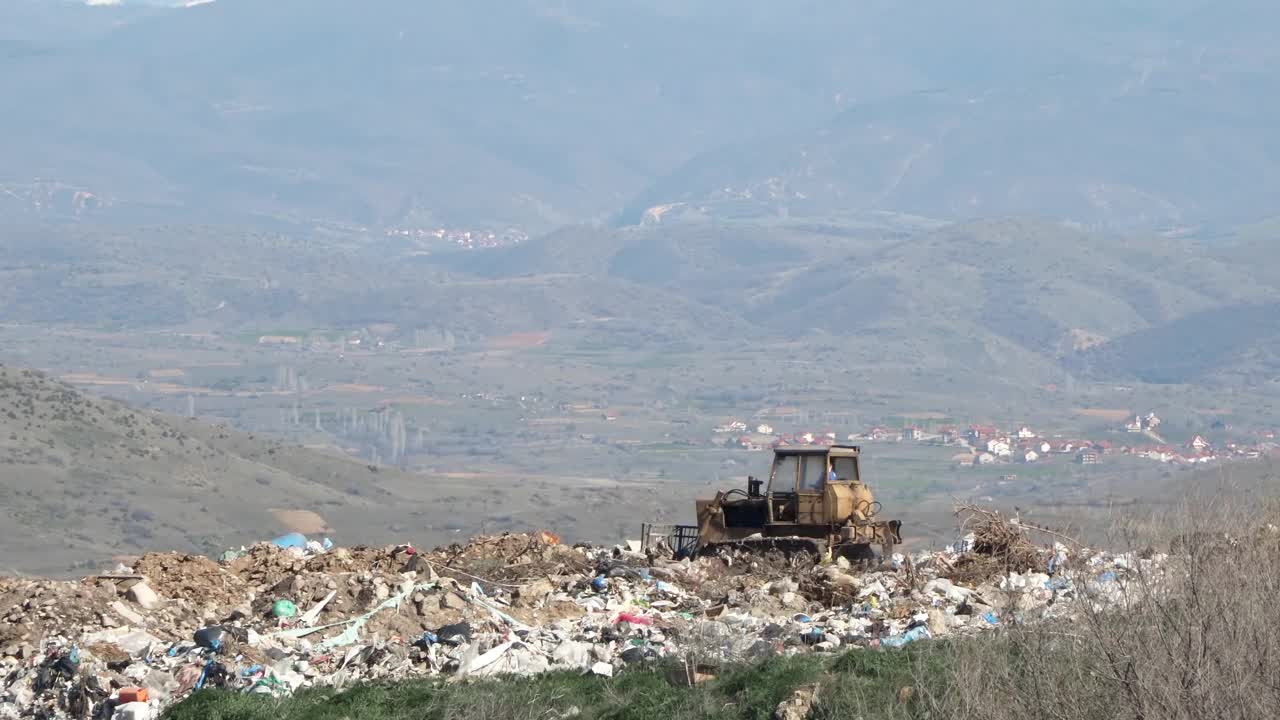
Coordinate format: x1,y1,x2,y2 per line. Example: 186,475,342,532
642,445,902,562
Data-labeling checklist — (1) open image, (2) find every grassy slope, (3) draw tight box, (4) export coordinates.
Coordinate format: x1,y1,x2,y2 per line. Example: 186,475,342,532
165,648,939,720
0,364,600,576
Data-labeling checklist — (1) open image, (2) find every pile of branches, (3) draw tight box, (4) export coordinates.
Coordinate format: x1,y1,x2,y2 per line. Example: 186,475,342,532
950,504,1053,580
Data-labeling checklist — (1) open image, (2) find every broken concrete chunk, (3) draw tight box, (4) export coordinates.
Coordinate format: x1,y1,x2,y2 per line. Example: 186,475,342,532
439,592,467,611
110,601,144,626
551,640,592,669
112,701,151,720
126,582,161,610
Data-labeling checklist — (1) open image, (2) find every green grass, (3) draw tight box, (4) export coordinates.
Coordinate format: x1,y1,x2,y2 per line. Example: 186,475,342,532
163,647,942,720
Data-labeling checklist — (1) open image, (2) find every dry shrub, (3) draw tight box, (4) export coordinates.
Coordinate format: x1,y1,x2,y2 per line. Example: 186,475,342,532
916,486,1280,720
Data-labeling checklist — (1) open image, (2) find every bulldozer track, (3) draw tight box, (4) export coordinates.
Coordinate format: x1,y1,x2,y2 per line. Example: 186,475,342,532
698,536,826,561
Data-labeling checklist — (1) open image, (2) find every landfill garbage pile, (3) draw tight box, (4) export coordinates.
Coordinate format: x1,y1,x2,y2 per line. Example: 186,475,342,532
1,511,1174,720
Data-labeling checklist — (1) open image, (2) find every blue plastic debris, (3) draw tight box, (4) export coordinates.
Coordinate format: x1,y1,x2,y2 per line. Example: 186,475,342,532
882,626,931,648
1099,571,1117,583
591,576,608,592
982,612,999,625
272,532,308,550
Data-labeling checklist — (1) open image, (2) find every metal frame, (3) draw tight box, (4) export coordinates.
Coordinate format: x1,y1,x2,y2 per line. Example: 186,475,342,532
640,522,700,556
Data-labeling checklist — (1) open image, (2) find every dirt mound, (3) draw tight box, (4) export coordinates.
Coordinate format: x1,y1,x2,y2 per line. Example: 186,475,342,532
0,578,118,645
428,531,590,584
226,545,307,590
133,552,247,607
304,545,408,576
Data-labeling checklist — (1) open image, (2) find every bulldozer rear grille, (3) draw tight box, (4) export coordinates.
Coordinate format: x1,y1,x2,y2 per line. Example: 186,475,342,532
641,523,700,556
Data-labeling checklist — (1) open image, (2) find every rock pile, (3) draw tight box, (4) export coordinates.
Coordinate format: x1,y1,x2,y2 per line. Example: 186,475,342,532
0,513,1168,719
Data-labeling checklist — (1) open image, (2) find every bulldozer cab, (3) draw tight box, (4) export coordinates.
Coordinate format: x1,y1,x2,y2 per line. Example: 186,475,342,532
767,446,860,524
647,442,899,560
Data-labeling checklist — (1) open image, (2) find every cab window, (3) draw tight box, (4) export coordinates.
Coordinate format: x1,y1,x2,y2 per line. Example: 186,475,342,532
831,457,858,482
799,456,826,491
769,455,799,494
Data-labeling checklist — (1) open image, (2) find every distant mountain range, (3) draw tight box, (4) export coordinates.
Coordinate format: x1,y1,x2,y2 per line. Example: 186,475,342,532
3,0,1280,232
5,216,1278,388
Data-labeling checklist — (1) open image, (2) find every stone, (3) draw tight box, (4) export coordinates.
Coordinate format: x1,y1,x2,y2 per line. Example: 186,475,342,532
926,608,949,637
823,568,861,589
126,582,161,610
515,579,555,607
110,601,144,626
439,592,467,611
551,640,592,669
768,578,799,596
113,701,151,720
774,684,820,720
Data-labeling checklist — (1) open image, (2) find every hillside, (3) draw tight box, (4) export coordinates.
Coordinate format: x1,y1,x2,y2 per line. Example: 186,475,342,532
1064,302,1280,385
0,364,676,577
6,215,1280,389
445,217,1280,385
4,0,1280,231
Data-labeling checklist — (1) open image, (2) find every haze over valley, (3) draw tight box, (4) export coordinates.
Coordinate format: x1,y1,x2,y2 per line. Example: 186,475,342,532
2,0,1279,576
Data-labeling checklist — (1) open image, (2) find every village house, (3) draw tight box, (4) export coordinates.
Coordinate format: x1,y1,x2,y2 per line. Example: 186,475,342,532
1188,435,1210,451
1183,450,1215,464
1077,448,1100,465
258,335,301,345
756,423,774,435
986,438,1012,457
1138,446,1178,463
975,452,996,465
1016,426,1036,439
1023,449,1040,463
939,427,959,444
866,427,891,441
1125,416,1144,433
966,425,999,443
902,426,921,441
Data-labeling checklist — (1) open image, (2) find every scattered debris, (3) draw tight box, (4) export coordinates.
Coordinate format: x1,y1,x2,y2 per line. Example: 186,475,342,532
0,519,1170,718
